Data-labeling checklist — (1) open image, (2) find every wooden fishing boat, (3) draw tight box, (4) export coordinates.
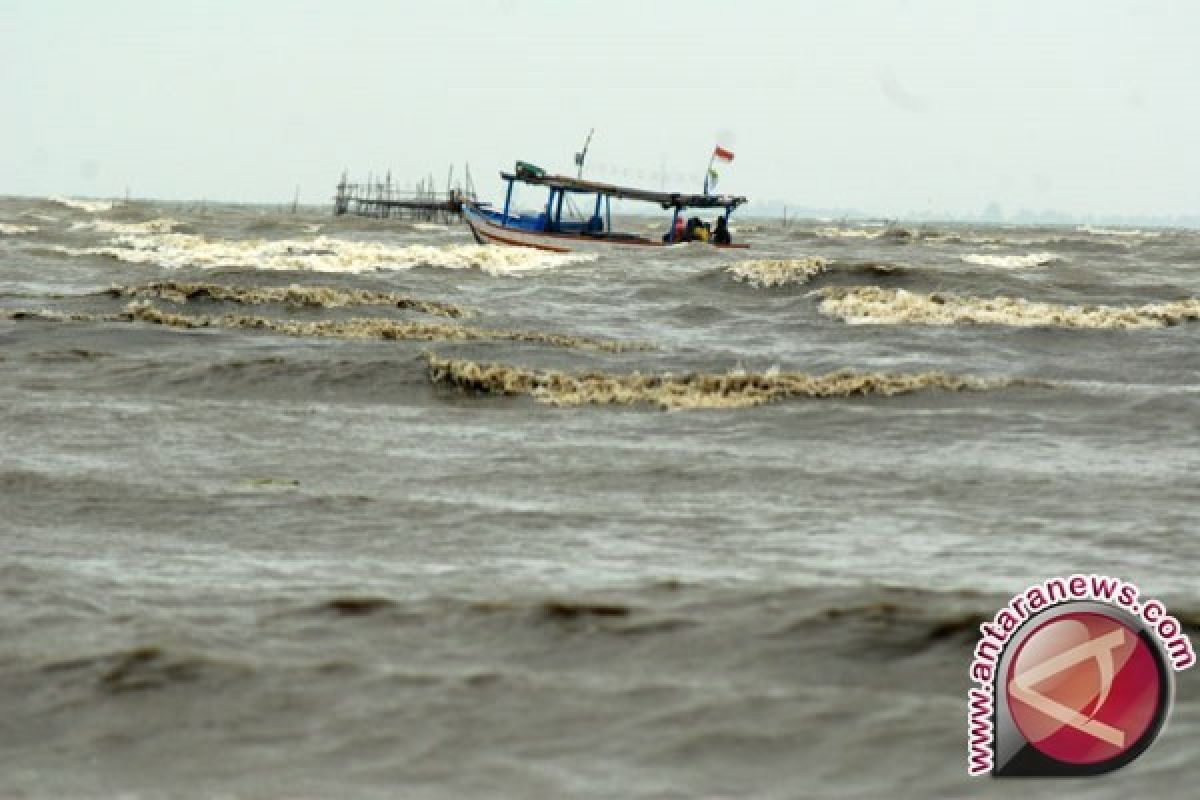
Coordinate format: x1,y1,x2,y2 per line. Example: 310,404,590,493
464,162,749,253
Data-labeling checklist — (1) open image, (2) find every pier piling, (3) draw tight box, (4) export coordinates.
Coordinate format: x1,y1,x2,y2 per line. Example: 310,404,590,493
333,166,474,223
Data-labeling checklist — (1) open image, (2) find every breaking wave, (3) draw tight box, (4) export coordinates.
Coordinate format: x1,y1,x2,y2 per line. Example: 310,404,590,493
809,226,917,241
60,233,596,275
20,211,59,223
49,196,116,213
0,223,38,235
426,355,1039,410
814,287,1200,329
78,218,184,235
725,258,830,288
1079,225,1158,238
909,231,1137,252
725,259,902,289
105,281,469,318
960,252,1062,269
8,303,648,353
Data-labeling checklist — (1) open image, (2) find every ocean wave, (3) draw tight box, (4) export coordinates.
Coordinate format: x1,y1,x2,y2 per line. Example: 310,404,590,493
20,211,59,223
106,281,469,318
426,355,1038,410
48,196,117,213
77,218,184,235
837,261,905,277
818,227,874,240
7,309,96,322
725,257,829,288
41,645,251,694
241,218,308,235
1036,236,1132,253
80,355,432,398
933,233,1134,253
7,303,648,353
812,226,910,241
725,258,903,288
288,584,1049,649
59,233,594,275
121,302,646,352
786,226,928,245
814,287,1200,329
960,252,1062,268
317,597,401,616
1079,225,1158,238
25,348,114,362
0,223,38,235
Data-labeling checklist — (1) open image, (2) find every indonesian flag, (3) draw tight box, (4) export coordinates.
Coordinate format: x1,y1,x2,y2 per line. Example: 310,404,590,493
713,145,735,163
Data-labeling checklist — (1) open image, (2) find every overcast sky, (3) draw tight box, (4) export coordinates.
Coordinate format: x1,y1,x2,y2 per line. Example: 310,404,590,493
3,1,1196,217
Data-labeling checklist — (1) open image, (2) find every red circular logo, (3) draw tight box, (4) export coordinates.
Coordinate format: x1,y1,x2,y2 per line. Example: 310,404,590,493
1006,611,1163,765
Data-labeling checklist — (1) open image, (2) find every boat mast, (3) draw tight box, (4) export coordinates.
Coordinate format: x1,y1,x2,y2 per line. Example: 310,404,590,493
574,128,595,179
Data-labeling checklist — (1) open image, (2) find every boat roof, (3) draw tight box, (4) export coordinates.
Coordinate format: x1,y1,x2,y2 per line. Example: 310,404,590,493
500,171,746,210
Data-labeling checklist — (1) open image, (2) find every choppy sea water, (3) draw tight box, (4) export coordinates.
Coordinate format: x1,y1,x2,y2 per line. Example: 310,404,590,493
1,196,1198,799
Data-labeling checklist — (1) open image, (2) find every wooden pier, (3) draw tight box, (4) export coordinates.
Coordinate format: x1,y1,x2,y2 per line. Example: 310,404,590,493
333,168,475,224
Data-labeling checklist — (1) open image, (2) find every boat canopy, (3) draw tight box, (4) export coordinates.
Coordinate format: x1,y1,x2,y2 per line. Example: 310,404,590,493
501,163,746,211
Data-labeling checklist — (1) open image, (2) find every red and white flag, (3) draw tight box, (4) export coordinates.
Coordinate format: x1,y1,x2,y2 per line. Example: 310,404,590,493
712,145,735,163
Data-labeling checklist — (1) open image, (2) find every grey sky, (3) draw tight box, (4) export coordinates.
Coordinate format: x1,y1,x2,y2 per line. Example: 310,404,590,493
3,1,1196,217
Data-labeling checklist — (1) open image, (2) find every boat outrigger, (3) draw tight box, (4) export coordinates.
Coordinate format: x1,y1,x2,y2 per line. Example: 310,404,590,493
464,161,749,253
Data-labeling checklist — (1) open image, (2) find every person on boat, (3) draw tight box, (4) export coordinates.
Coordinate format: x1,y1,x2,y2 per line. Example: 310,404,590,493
713,216,732,245
664,215,685,242
693,221,710,243
682,217,704,242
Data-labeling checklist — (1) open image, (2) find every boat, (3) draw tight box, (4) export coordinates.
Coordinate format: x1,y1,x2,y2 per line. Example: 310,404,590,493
463,161,749,253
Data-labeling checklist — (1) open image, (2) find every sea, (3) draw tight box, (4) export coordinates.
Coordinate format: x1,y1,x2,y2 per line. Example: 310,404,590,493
1,195,1198,799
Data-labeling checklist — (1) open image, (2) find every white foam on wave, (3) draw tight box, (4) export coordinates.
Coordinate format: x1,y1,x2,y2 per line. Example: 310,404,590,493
1079,225,1157,238
73,218,183,235
814,286,1200,330
960,252,1061,268
726,257,829,288
426,355,1034,410
49,197,117,213
412,223,449,232
60,232,596,276
0,223,39,235
811,225,918,241
814,226,883,240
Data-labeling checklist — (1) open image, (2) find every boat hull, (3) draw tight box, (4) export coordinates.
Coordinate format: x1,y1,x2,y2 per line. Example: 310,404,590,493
462,204,748,254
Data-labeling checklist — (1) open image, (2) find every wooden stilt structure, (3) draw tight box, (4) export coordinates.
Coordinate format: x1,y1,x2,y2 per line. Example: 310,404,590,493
333,165,476,223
